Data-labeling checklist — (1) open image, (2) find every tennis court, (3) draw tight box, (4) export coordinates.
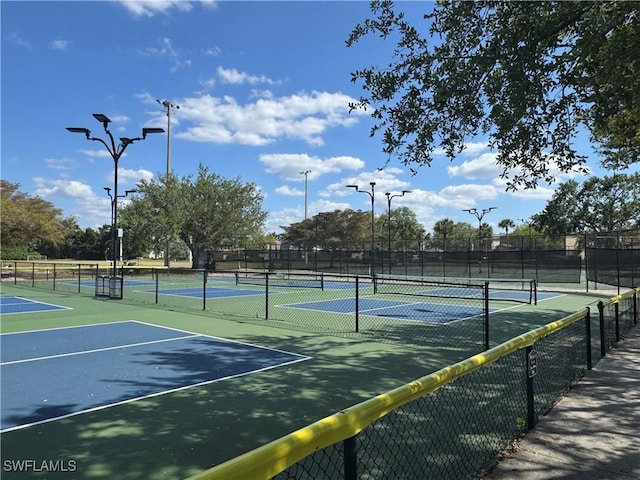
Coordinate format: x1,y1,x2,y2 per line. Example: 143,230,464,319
0,296,71,314
1,321,309,433
0,281,615,480
279,297,488,324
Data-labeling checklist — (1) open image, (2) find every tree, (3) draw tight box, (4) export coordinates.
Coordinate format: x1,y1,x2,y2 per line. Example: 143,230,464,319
430,220,475,251
498,218,516,236
0,180,70,258
121,164,267,268
376,206,426,250
532,173,640,234
347,1,640,188
280,209,371,250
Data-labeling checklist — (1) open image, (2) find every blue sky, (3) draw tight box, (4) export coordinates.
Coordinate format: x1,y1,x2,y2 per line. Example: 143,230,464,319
1,0,612,236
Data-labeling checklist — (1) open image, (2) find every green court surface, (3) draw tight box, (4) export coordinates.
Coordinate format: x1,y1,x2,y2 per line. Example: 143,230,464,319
0,282,613,480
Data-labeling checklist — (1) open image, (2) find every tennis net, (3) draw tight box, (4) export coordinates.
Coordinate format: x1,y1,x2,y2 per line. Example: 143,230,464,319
235,270,325,289
373,274,537,304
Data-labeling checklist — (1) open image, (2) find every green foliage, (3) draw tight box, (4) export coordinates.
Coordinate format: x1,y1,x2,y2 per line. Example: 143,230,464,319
280,209,372,250
429,219,476,251
0,180,72,256
121,164,267,268
376,206,426,249
498,219,516,235
533,173,640,234
0,245,31,261
347,1,639,188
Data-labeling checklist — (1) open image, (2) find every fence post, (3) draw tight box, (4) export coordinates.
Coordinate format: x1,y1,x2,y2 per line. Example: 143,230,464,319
614,301,620,343
598,301,606,358
525,345,536,430
585,307,592,370
484,282,490,350
343,435,358,480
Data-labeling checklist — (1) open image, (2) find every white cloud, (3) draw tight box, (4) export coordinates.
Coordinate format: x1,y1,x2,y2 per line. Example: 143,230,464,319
439,184,500,209
448,153,502,180
45,157,77,171
176,91,365,146
8,33,32,50
33,178,93,198
259,153,364,181
119,0,194,17
275,185,303,196
142,37,178,57
118,167,155,186
217,67,280,86
51,38,70,51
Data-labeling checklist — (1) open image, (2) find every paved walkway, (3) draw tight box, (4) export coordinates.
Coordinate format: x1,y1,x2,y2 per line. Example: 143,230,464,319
482,324,640,479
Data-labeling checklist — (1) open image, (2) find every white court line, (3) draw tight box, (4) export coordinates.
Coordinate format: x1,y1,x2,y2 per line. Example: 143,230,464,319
1,320,311,433
0,355,309,434
0,334,200,366
0,295,72,315
1,319,142,336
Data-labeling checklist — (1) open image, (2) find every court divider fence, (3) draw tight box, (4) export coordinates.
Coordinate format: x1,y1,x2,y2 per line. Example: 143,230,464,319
5,264,545,355
205,236,640,290
185,286,638,480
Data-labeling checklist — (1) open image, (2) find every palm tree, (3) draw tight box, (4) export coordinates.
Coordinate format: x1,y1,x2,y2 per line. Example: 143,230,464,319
498,218,516,236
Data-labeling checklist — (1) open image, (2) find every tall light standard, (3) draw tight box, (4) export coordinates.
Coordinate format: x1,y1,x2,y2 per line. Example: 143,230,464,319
463,207,497,273
300,170,311,220
67,114,164,277
157,99,179,267
347,182,376,276
385,190,412,274
104,187,137,264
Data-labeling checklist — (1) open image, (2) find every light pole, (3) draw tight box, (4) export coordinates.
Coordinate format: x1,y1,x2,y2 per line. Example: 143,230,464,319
67,114,164,277
385,190,412,274
104,188,137,265
463,207,497,273
300,170,311,220
347,182,376,276
157,99,179,267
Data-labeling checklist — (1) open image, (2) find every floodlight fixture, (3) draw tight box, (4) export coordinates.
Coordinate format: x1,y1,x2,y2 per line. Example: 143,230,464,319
93,113,111,125
67,112,163,278
66,127,91,139
142,127,165,139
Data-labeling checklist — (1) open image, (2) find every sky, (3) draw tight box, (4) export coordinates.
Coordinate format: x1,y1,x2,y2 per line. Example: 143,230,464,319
0,0,616,237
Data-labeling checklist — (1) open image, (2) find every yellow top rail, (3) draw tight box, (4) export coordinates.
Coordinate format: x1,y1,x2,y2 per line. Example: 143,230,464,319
186,308,590,480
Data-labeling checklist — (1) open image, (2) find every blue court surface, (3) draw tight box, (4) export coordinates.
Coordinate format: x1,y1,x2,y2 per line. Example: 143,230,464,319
0,321,309,432
0,296,71,315
279,298,488,324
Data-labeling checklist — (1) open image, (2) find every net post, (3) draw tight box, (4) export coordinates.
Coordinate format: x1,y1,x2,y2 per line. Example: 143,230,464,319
355,276,359,333
484,281,490,350
265,273,269,320
532,279,537,305
202,268,207,311
155,268,159,304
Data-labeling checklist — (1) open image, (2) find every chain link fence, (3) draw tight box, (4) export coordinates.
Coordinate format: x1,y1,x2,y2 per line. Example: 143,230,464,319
187,287,639,480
